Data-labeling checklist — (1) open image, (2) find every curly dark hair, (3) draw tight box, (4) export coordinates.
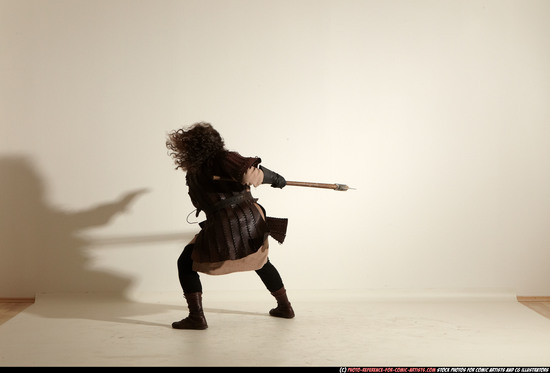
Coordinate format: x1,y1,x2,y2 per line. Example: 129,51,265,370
166,122,225,172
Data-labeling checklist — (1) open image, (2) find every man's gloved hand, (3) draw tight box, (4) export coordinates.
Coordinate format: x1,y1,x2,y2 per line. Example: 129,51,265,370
260,165,286,189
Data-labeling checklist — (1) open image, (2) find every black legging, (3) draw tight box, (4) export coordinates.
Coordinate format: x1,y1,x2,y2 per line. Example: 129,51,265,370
177,244,284,294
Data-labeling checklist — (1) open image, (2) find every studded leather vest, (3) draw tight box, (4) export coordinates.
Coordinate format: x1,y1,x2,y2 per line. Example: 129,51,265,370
186,151,287,264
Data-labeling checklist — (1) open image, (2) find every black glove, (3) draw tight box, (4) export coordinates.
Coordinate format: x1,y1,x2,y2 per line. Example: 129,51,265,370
260,165,286,189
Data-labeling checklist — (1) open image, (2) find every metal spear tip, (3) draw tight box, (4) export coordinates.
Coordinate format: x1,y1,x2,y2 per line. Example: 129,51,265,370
334,184,356,191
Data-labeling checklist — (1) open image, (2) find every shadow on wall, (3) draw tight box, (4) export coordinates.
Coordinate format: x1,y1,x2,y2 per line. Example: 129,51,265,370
0,155,282,327
0,154,149,298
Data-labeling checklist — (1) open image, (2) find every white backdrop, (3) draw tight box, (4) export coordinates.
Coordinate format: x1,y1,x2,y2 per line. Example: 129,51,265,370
1,0,549,298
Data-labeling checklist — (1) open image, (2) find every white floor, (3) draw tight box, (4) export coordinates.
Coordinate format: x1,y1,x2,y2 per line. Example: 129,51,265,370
1,290,550,367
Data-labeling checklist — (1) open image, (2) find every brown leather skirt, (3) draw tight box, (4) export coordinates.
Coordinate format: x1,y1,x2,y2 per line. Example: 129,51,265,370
192,239,269,275
191,202,286,275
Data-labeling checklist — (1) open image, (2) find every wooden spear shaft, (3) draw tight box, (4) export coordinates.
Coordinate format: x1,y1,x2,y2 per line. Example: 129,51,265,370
285,181,352,191
213,176,353,191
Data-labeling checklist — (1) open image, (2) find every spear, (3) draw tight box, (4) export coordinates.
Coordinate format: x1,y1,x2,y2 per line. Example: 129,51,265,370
282,180,354,191
213,176,354,191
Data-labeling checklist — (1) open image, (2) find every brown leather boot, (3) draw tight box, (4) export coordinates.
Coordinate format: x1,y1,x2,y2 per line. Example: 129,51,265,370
269,287,295,319
172,292,208,330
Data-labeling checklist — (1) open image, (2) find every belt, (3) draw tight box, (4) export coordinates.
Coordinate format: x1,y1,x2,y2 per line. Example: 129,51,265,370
204,193,256,215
